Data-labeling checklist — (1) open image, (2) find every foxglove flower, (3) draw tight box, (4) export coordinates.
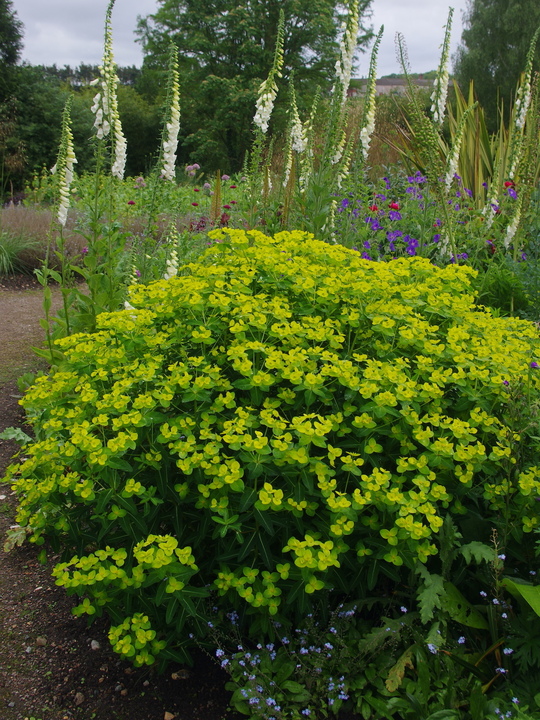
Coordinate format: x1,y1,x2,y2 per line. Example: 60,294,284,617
91,0,127,179
504,197,523,249
358,27,383,161
445,101,476,189
430,9,453,126
333,0,360,106
56,98,77,227
161,44,181,181
254,11,284,133
163,227,180,280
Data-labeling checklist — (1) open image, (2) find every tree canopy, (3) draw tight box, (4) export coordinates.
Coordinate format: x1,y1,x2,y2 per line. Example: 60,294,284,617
453,0,540,130
136,0,373,170
0,0,24,102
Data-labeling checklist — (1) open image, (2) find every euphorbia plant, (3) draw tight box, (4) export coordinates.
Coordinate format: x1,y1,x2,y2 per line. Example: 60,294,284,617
7,229,540,671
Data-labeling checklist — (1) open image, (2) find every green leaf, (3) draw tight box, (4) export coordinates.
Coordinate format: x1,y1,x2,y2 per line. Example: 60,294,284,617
440,581,489,629
460,541,496,565
106,458,133,472
417,571,445,624
165,597,178,625
0,426,32,445
501,578,540,616
274,659,295,685
282,679,305,693
425,710,459,720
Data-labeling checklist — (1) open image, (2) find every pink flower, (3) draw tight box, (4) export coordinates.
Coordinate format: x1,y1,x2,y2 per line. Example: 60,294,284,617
194,188,200,192
192,202,199,206
389,202,400,210
221,174,230,181
223,204,231,210
127,200,135,205
82,246,88,255
229,185,237,189
368,204,378,212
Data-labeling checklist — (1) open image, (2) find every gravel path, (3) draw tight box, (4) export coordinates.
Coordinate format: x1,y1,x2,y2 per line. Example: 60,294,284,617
0,285,62,384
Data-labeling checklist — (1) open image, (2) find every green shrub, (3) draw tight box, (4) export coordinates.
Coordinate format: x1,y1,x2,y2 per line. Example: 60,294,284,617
7,229,540,669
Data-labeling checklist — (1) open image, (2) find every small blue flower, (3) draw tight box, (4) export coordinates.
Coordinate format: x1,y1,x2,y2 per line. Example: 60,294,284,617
427,643,438,654
503,648,514,655
301,709,311,716
458,636,466,644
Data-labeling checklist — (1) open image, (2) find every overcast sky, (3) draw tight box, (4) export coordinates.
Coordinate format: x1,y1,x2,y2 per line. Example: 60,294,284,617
14,0,469,77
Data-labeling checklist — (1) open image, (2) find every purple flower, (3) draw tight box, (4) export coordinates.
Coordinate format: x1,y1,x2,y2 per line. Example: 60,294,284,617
221,174,230,180
531,362,539,369
503,380,509,386
388,210,402,221
81,246,89,255
507,187,518,199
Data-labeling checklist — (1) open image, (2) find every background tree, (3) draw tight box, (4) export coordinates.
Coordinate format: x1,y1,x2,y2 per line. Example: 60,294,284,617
453,0,540,131
136,0,373,171
0,0,23,102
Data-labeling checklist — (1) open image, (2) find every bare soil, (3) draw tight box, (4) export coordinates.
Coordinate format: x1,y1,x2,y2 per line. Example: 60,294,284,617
0,275,238,720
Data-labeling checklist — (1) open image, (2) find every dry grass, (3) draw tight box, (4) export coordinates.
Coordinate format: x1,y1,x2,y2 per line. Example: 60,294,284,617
0,204,87,271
